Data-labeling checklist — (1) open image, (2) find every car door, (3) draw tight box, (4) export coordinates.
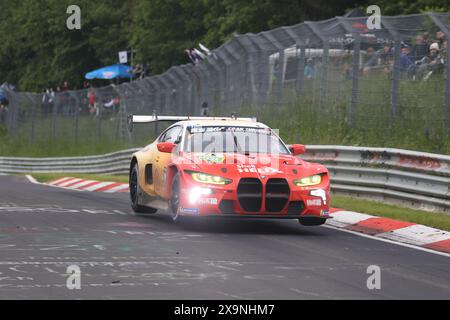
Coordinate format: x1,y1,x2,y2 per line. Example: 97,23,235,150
154,125,183,197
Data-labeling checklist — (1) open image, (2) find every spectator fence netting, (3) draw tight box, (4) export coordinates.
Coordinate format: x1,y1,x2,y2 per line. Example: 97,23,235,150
1,13,449,154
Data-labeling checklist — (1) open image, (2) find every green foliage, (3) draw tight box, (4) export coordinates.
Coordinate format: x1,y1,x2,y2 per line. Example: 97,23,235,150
374,0,450,15
0,0,374,91
0,0,132,91
2,0,448,91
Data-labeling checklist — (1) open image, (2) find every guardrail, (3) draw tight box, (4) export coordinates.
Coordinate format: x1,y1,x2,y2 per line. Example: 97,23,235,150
301,146,450,213
1,146,449,213
0,149,140,176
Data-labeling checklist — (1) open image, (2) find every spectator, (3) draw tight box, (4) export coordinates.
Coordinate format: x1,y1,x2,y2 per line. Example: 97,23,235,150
304,58,316,79
132,64,144,78
413,33,430,61
46,88,55,114
88,90,97,115
0,98,8,123
103,96,121,113
362,47,379,74
185,48,203,65
413,42,444,80
201,101,209,116
436,31,446,50
378,44,393,73
83,81,91,89
42,88,51,115
399,45,414,75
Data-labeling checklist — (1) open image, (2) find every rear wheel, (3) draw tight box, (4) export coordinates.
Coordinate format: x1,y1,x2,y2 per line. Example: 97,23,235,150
298,217,327,226
130,163,157,214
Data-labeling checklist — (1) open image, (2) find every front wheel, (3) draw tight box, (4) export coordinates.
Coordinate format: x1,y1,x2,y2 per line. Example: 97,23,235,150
130,163,157,214
169,174,188,223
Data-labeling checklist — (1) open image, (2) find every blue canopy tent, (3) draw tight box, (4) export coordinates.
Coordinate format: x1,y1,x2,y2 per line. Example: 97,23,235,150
85,64,134,80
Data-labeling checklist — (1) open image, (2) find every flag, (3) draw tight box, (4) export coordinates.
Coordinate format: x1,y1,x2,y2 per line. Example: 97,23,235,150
119,51,128,64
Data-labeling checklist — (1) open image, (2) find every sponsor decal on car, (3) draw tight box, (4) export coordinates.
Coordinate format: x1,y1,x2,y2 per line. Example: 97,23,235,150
307,199,322,207
197,154,226,164
198,198,218,205
237,164,282,175
179,208,200,215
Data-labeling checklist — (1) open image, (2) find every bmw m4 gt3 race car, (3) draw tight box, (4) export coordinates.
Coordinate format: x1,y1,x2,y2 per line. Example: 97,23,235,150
128,115,331,226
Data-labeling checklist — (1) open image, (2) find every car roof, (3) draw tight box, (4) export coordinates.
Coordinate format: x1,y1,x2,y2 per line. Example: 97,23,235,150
176,119,269,128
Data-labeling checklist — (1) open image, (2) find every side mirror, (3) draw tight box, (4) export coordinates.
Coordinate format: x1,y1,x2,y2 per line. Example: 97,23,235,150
289,144,306,156
157,142,176,154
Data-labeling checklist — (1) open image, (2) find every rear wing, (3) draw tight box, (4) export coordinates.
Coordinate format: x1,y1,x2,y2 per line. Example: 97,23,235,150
127,114,257,132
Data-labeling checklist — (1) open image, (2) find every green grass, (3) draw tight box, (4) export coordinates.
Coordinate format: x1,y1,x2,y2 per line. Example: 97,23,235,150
31,173,129,184
332,195,450,231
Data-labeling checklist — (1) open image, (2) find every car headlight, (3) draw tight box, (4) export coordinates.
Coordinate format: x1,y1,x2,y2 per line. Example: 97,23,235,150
293,175,322,187
186,171,232,185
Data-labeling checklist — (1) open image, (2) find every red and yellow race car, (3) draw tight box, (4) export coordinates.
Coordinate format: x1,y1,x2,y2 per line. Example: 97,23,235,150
128,115,330,226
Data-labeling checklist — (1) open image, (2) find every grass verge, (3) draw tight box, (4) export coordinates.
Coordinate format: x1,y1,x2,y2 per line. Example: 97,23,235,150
332,195,450,231
31,173,129,184
27,173,450,231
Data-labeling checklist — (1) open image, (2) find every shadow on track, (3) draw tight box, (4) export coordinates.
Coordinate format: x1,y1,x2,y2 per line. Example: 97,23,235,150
136,212,325,237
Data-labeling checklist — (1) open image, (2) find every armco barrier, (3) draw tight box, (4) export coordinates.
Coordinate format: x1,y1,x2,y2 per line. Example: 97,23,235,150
0,149,140,176
0,146,449,213
302,146,450,213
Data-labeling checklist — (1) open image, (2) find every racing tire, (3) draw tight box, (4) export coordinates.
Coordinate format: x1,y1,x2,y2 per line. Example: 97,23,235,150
130,163,157,214
169,173,187,223
298,217,327,226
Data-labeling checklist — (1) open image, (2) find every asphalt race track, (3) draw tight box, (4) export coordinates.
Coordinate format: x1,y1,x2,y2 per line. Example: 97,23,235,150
0,175,449,300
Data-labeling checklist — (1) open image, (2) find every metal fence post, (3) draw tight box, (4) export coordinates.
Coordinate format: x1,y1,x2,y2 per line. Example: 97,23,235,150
446,33,450,131
382,19,402,123
52,93,58,141
70,91,80,143
349,38,360,128
305,22,329,107
338,17,361,129
27,94,36,143
296,44,306,95
391,40,401,121
428,13,450,132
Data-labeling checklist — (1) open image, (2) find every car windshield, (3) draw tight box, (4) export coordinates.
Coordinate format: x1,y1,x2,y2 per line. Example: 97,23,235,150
184,126,290,154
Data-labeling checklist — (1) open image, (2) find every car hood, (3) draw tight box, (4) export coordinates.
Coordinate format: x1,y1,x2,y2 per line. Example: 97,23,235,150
178,152,327,179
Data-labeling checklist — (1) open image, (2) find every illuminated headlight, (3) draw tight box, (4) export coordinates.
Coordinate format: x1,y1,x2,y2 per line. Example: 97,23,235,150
310,189,327,205
293,175,322,187
187,171,232,185
189,187,213,204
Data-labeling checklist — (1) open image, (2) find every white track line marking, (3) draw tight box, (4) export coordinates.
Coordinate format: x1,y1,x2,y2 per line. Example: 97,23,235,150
323,225,450,258
25,175,40,184
25,175,83,192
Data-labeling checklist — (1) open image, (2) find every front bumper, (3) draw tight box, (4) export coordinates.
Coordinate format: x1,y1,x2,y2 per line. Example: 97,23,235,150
178,177,331,219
